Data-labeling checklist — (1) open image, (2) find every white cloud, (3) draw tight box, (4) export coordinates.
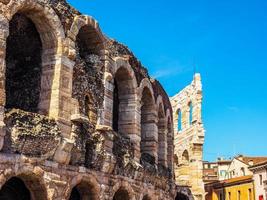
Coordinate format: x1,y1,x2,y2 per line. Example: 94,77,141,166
150,58,190,79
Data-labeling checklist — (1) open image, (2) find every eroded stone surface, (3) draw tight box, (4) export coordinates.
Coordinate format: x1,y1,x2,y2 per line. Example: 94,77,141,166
171,74,205,200
3,109,60,157
0,0,191,199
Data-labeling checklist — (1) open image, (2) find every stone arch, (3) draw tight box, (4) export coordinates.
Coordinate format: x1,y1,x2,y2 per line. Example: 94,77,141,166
71,15,106,116
174,105,182,132
141,190,157,200
176,187,194,200
112,181,135,200
156,95,167,166
68,15,106,58
142,194,152,200
67,175,100,200
112,58,137,135
182,150,189,165
138,78,155,103
175,192,190,200
166,109,174,171
0,170,47,200
139,78,157,163
1,0,66,116
70,15,106,167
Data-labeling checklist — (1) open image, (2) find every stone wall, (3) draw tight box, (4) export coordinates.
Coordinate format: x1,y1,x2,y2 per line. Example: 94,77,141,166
0,0,178,199
171,74,205,200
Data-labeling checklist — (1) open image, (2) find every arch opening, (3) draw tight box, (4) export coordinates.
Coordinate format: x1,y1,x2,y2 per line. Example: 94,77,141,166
176,192,189,200
112,67,136,135
142,194,151,200
71,25,105,167
177,109,182,132
69,181,98,200
5,13,42,113
72,24,104,121
0,175,47,200
113,188,130,200
182,150,189,165
140,87,156,160
0,177,31,200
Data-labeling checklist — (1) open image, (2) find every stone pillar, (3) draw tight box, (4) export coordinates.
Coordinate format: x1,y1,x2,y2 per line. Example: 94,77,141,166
101,54,114,127
50,39,76,164
0,15,8,151
141,109,158,163
118,90,140,162
158,118,167,167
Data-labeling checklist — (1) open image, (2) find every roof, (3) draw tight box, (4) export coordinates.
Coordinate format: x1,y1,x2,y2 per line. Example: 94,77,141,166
236,156,267,166
222,175,253,184
249,160,267,170
205,175,253,188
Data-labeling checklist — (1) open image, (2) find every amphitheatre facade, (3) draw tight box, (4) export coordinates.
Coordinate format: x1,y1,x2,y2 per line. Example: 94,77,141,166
0,0,199,199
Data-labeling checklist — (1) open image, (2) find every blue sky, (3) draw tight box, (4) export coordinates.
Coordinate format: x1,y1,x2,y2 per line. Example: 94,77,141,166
67,0,267,161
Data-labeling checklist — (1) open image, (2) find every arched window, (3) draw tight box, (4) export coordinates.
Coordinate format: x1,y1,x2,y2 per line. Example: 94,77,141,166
112,67,136,136
6,13,42,113
241,167,245,176
140,87,156,159
72,23,104,125
189,102,193,125
177,109,182,132
113,188,130,200
142,194,151,200
182,150,189,165
0,177,31,200
175,193,189,200
0,175,47,200
69,181,98,200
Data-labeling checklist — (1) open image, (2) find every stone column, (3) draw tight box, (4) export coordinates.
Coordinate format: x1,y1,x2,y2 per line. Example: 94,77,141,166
158,118,167,167
141,109,158,163
0,15,8,151
51,39,76,164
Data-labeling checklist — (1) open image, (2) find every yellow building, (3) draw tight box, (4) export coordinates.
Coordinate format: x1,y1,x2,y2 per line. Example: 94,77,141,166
205,175,255,200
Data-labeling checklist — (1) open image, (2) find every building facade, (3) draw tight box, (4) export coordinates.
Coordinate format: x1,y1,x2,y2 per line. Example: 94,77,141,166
250,161,267,200
203,159,231,183
227,155,267,179
171,74,205,200
0,0,195,199
205,176,255,200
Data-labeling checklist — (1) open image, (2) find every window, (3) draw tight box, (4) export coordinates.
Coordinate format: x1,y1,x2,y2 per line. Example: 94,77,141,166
238,190,241,200
220,170,226,177
177,109,182,132
219,192,223,200
182,150,189,165
248,189,252,200
189,102,193,125
260,174,263,185
241,167,245,176
228,192,231,200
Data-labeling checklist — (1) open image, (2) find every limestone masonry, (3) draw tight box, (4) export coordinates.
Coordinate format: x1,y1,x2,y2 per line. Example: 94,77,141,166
171,74,205,200
0,0,199,199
